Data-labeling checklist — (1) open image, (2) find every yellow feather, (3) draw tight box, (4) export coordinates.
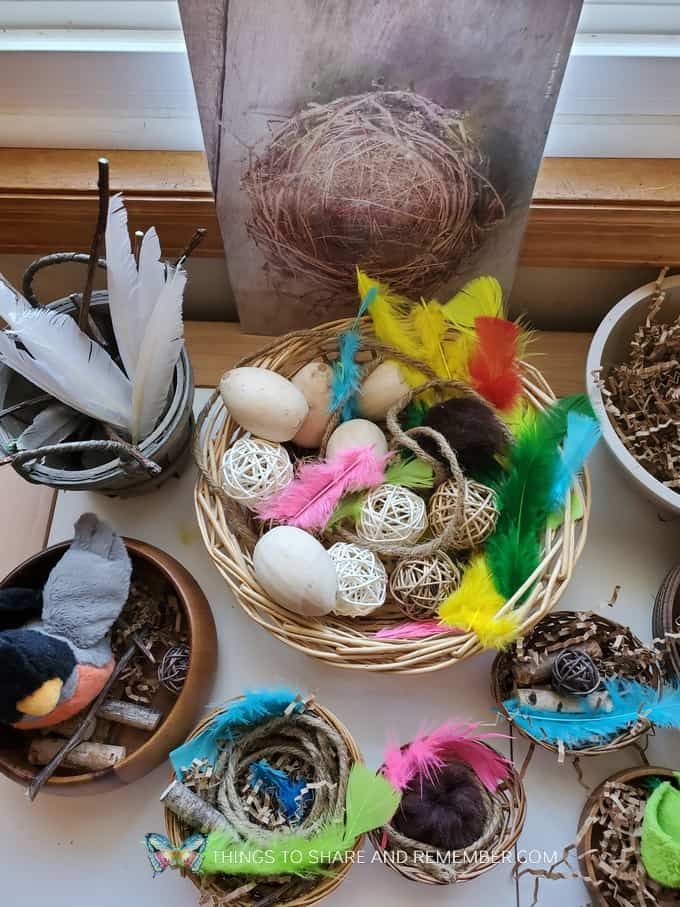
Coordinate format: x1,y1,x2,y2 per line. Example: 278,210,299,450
441,276,504,333
438,554,519,650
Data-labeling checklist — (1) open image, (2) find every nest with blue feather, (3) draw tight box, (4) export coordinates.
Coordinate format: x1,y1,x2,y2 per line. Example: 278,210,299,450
165,695,362,907
194,315,591,673
493,611,665,759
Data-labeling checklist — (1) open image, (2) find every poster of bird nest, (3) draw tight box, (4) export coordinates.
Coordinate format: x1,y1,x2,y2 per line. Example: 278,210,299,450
179,0,582,333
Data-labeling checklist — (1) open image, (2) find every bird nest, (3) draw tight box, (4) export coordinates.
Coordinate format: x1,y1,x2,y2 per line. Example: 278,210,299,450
193,318,590,673
492,611,663,758
243,91,503,303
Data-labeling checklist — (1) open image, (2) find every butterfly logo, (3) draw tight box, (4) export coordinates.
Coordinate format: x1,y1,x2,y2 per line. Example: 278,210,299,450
144,832,207,876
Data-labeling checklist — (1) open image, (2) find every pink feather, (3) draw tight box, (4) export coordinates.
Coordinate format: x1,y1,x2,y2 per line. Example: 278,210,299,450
375,620,463,640
256,445,389,531
382,722,511,793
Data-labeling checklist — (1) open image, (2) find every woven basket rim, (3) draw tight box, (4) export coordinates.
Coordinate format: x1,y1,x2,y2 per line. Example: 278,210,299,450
491,610,662,757
194,318,591,673
164,697,362,907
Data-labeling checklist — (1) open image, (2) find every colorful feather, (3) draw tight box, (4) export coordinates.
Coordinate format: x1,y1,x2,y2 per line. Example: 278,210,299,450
200,763,400,876
383,722,510,794
442,276,504,332
257,445,389,531
437,554,519,649
248,760,309,820
503,679,680,749
169,688,300,774
468,316,523,411
375,620,462,640
329,286,376,421
384,456,435,489
549,410,600,511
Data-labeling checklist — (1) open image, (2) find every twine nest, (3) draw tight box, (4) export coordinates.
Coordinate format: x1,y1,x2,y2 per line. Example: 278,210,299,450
243,91,503,302
493,611,663,758
221,438,293,509
165,699,361,907
327,542,387,617
193,317,590,673
370,742,526,885
389,552,461,620
428,478,499,550
158,644,190,695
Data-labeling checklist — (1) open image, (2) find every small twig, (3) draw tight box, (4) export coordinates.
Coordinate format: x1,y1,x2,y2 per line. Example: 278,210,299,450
28,643,136,800
132,632,156,664
101,423,161,475
174,227,207,267
0,440,162,475
0,394,53,421
79,158,110,334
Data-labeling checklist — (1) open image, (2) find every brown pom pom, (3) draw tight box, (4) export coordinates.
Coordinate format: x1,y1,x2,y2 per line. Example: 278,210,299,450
421,397,507,474
392,759,488,851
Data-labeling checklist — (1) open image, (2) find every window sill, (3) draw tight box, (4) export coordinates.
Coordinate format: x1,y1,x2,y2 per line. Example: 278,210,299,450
0,149,678,267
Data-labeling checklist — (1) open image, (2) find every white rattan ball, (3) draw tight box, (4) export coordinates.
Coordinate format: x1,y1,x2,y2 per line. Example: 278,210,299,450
389,552,461,619
428,478,498,550
328,542,387,617
357,484,428,545
221,437,293,509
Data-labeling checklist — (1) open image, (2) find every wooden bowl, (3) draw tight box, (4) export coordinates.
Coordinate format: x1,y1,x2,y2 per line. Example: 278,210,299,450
0,537,217,794
578,766,680,906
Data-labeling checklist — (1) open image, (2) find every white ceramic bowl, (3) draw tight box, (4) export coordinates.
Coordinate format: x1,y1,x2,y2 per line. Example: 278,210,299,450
586,275,680,515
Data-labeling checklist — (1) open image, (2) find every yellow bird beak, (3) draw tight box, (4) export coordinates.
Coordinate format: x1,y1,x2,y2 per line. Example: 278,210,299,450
17,677,63,717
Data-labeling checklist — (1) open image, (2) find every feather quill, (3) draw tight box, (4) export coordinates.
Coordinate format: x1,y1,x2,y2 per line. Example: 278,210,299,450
104,194,141,378
549,410,600,511
468,316,522,411
504,679,680,749
200,764,400,876
257,445,389,531
438,554,519,649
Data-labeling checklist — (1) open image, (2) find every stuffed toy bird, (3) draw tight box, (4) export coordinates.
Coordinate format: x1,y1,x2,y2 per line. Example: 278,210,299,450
0,513,132,729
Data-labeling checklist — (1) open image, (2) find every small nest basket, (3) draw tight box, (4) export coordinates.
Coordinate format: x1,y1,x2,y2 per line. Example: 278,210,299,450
165,698,362,907
369,742,527,885
194,318,591,673
492,611,663,758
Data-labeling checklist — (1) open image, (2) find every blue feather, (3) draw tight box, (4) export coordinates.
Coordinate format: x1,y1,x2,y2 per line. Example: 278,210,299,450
503,679,680,749
248,759,310,821
329,286,377,423
170,688,301,775
549,410,600,511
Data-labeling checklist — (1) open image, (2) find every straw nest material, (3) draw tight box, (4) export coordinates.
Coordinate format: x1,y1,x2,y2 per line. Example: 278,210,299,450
194,318,590,673
243,91,503,302
492,611,663,758
165,699,361,907
369,742,526,885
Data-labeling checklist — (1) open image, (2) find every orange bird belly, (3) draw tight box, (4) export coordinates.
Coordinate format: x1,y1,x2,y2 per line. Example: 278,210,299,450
12,658,115,730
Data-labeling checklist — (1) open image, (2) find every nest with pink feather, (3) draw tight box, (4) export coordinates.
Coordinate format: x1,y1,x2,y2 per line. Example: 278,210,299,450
194,272,593,673
369,722,527,884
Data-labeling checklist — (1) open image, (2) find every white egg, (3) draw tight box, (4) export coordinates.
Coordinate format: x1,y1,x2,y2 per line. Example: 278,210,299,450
326,419,389,460
291,361,333,448
357,361,410,421
253,526,337,617
220,367,308,442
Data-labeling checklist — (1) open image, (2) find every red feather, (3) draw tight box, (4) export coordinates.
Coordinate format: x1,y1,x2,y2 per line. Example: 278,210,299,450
468,316,522,411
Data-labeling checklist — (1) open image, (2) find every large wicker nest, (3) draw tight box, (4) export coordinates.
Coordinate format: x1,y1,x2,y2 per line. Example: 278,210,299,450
243,91,503,302
165,699,361,907
369,742,526,885
492,611,663,758
194,319,590,673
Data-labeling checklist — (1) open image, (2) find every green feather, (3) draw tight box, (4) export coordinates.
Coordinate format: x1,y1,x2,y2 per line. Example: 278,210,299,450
401,400,428,430
200,764,400,876
326,491,365,529
384,457,435,489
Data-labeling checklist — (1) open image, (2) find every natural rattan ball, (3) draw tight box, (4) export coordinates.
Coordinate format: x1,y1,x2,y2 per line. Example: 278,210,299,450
552,648,601,696
328,542,387,617
428,478,498,551
389,552,461,619
221,437,293,509
358,484,428,546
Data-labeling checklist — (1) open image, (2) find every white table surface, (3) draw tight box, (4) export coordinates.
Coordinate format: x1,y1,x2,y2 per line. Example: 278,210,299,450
2,388,679,907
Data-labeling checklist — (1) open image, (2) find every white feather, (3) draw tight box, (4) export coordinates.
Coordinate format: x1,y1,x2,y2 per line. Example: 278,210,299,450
105,193,140,378
137,226,166,322
16,403,83,451
0,305,132,430
130,266,186,443
0,273,32,327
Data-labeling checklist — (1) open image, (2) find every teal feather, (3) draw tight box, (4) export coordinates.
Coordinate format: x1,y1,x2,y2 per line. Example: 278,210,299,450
329,286,377,422
549,410,600,510
503,679,680,749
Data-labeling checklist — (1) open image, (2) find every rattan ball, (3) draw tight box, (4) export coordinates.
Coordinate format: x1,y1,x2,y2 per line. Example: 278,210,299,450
428,478,498,551
221,437,293,509
357,484,428,546
158,644,190,694
389,552,461,619
552,648,601,696
328,542,387,617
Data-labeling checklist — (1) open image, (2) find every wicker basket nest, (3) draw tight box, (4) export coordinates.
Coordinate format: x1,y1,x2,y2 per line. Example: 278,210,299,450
243,90,503,304
652,563,680,680
194,318,591,673
577,766,680,907
368,741,527,885
492,611,663,758
165,699,361,907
